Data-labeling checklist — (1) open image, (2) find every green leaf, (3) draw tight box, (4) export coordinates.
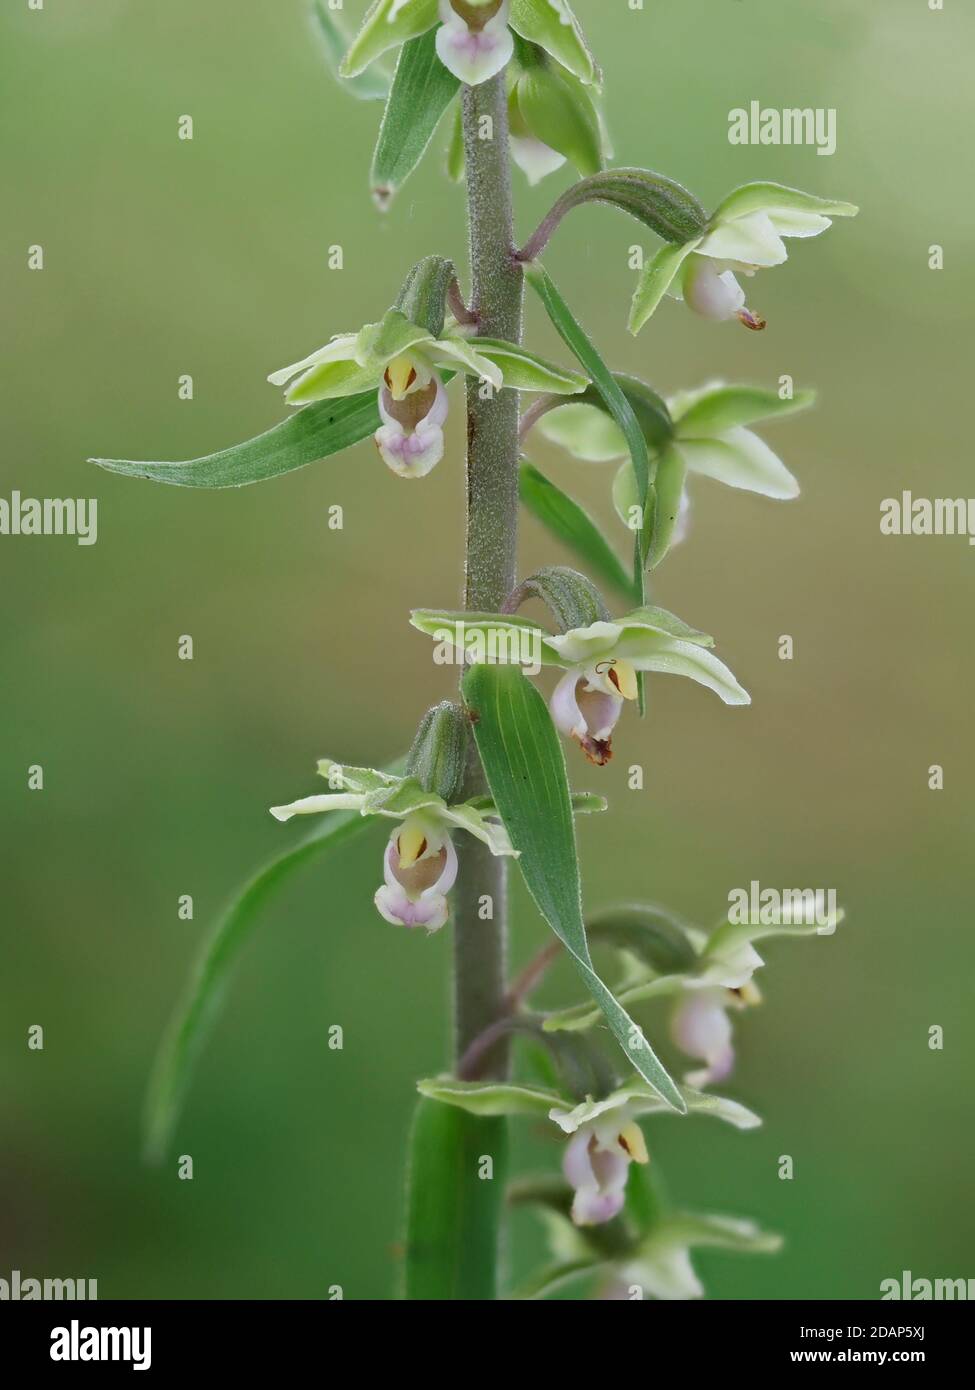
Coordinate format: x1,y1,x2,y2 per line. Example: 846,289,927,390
341,0,438,78
91,391,380,489
473,338,588,395
404,1099,508,1300
509,0,599,85
515,66,602,176
371,30,460,207
462,663,686,1113
417,1076,564,1118
142,782,399,1163
394,255,457,338
585,904,699,976
519,462,637,602
310,0,391,101
509,565,609,633
523,265,653,647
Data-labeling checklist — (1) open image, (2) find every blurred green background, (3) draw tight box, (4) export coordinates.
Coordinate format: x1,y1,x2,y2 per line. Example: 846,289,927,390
2,0,973,1300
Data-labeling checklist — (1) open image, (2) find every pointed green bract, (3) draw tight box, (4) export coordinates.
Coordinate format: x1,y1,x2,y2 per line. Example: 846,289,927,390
462,663,686,1112
91,390,381,488
371,30,460,206
519,463,637,601
404,1099,508,1299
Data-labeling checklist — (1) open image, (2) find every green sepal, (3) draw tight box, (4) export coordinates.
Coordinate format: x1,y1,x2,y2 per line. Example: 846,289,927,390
508,0,600,86
417,1076,564,1118
515,65,603,175
310,0,391,101
472,339,588,394
341,0,438,78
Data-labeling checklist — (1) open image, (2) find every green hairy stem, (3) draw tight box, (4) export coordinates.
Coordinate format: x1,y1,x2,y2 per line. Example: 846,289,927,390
452,75,525,1076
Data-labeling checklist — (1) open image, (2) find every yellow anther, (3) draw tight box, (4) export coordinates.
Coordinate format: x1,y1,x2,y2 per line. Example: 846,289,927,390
618,1121,649,1165
608,659,639,702
384,354,419,401
397,821,429,870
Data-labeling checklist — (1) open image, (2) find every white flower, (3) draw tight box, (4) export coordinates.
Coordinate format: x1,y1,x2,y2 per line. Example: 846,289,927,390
630,182,858,333
435,0,513,87
270,760,516,932
550,1093,649,1226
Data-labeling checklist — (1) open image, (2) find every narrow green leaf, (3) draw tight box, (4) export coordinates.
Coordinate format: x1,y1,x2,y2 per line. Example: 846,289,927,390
462,663,685,1113
142,783,399,1164
519,463,637,602
91,391,380,489
523,265,655,705
310,0,391,101
404,1099,508,1300
371,30,460,207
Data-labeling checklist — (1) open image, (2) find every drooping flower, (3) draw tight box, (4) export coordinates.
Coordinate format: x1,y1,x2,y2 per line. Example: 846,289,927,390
341,0,598,90
411,604,749,765
269,308,586,478
540,381,811,522
270,760,517,931
548,1081,760,1226
629,182,858,334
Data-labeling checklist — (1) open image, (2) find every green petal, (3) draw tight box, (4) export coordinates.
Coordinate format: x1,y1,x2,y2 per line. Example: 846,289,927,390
539,402,628,462
428,335,503,389
340,0,438,78
284,356,380,405
440,802,517,857
615,606,715,649
355,309,433,371
678,429,799,501
473,338,588,394
697,211,788,267
509,0,599,85
711,180,858,225
672,383,815,436
418,1077,565,1118
629,237,701,334
629,635,750,705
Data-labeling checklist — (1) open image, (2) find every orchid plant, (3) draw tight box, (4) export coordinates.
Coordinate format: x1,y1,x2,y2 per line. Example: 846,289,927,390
93,1,855,1300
